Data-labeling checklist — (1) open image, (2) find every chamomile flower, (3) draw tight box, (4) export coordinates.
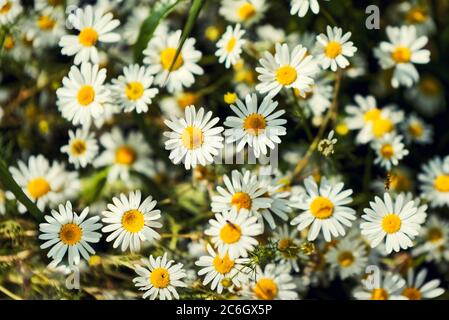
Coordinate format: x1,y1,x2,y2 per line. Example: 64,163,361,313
61,129,99,169
353,271,407,300
215,24,246,69
290,0,330,18
102,191,162,253
413,216,449,262
361,193,425,254
195,244,249,294
0,0,22,25
401,114,432,144
398,2,436,36
295,72,333,117
219,0,267,27
59,5,120,65
143,29,203,93
163,105,224,170
407,75,445,117
224,94,287,158
374,25,430,88
371,133,409,171
56,62,110,128
418,156,449,208
256,43,319,98
111,64,159,114
94,128,155,184
402,268,444,300
133,253,187,300
25,9,65,48
273,224,301,272
325,237,367,279
290,176,356,242
205,209,263,259
315,26,357,71
39,201,102,267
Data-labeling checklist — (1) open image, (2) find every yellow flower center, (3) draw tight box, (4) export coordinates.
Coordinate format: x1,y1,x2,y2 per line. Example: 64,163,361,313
337,251,355,268
253,278,278,300
0,1,11,14
372,117,393,138
402,287,422,300
70,139,87,156
237,3,256,21
48,0,62,6
59,223,83,245
389,172,412,192
181,126,204,150
420,76,441,96
78,27,98,47
37,15,56,30
160,48,184,71
371,288,389,300
3,35,14,50
392,47,412,63
276,65,297,86
213,253,235,274
381,214,401,234
310,196,334,219
231,192,252,212
335,122,349,136
406,8,428,24
177,92,198,109
220,222,241,244
224,92,237,104
27,177,51,199
243,113,266,136
77,85,95,106
408,122,423,138
325,41,342,58
434,175,449,192
125,81,144,101
150,267,170,288
115,146,137,165
428,228,443,243
277,238,293,251
121,209,145,233
226,37,237,53
205,26,220,41
380,143,394,159
363,108,381,123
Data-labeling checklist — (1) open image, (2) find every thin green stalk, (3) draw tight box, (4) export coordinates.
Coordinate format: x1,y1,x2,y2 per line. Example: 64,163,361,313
290,88,313,141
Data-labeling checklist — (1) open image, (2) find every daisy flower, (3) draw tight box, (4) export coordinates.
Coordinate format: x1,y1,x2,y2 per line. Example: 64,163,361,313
401,114,432,144
315,26,357,71
290,0,330,18
61,129,99,169
143,29,203,93
224,93,287,158
56,62,110,128
295,72,333,117
360,192,426,254
418,155,449,207
374,25,430,88
59,5,120,65
133,253,187,300
163,105,224,170
195,244,249,294
211,169,272,216
371,133,409,171
247,263,298,300
0,0,22,25
94,128,155,184
39,201,102,267
111,64,159,114
353,271,407,300
219,0,267,26
290,176,356,242
215,23,246,69
398,2,436,36
402,268,444,300
413,216,449,262
205,209,263,259
406,75,445,117
102,191,162,253
325,237,367,280
25,9,65,48
256,43,319,98
273,224,301,272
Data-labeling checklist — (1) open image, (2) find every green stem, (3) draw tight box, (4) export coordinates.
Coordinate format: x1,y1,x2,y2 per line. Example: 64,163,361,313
290,88,313,141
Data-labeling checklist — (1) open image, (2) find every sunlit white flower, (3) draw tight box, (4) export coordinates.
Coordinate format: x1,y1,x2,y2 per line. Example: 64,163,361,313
290,0,330,18
418,156,449,208
397,2,436,36
371,133,409,170
295,72,333,116
272,224,301,272
61,129,99,169
325,237,367,280
402,268,444,300
25,9,65,48
0,0,22,25
406,75,445,117
215,24,246,69
401,114,432,145
219,0,267,26
413,216,449,262
353,271,407,300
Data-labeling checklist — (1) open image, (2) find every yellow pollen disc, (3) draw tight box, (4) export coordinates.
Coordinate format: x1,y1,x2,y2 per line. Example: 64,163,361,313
125,81,144,101
371,288,389,300
277,238,293,251
380,143,394,159
59,223,83,245
402,287,422,300
78,27,98,47
121,209,145,233
434,175,449,192
253,278,278,300
205,26,220,41
220,223,241,244
0,1,11,14
27,177,51,199
406,8,428,24
3,35,14,50
115,146,137,165
381,214,401,234
181,126,204,150
372,117,393,138
276,65,297,86
177,92,198,109
226,37,237,53
392,47,412,63
310,196,334,219
325,41,342,59
160,48,184,71
70,139,87,156
231,192,252,212
337,251,355,268
408,123,423,138
77,85,95,106
363,108,381,123
37,15,56,30
243,113,266,136
213,253,235,274
224,92,237,104
150,267,170,288
237,3,256,21
428,228,443,243
420,77,441,96
389,172,411,192
335,122,349,136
